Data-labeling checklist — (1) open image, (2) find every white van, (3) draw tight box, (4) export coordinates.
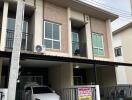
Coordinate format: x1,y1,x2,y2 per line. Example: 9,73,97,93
24,83,60,100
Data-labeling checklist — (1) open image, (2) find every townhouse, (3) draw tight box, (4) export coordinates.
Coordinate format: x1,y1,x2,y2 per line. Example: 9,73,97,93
113,22,132,84
0,0,132,99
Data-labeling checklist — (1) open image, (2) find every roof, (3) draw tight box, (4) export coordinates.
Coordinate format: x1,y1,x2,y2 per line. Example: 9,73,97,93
113,21,132,34
1,51,132,67
45,0,118,21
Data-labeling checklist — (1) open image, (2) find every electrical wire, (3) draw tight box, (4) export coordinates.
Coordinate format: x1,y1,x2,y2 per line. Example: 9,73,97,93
90,0,131,13
81,0,132,18
82,0,131,14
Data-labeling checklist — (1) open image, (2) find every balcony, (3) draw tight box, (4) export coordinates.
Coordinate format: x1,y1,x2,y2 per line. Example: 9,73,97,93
5,29,33,51
71,19,87,58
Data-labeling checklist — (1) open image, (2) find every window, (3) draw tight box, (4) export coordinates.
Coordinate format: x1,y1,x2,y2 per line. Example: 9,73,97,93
72,32,79,55
6,18,28,50
43,21,61,49
33,87,53,94
115,47,122,57
92,33,104,56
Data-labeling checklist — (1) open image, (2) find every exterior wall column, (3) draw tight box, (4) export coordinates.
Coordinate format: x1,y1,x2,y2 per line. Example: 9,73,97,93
61,63,73,88
0,59,3,87
106,19,114,61
0,2,9,51
85,16,93,59
33,0,43,51
115,66,128,84
67,8,72,57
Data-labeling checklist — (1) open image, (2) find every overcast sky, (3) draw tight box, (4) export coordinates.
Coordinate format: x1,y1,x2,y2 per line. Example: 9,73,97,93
83,0,132,31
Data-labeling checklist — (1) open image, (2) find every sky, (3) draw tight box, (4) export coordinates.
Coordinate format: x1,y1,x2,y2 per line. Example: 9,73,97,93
82,0,132,31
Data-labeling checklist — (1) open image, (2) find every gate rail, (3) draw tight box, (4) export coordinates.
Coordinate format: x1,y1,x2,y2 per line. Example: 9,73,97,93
100,85,132,100
57,85,100,100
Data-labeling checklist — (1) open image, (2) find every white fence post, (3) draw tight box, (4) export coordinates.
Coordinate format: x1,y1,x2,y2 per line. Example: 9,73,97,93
96,85,101,100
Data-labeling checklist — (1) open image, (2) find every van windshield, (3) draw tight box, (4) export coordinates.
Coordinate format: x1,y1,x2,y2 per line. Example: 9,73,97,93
33,87,53,94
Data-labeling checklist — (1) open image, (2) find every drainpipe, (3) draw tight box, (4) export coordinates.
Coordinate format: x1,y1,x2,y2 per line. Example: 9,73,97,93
7,0,25,100
89,17,97,85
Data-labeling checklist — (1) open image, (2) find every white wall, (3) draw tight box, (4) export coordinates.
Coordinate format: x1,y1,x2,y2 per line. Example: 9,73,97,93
113,33,128,84
113,33,124,62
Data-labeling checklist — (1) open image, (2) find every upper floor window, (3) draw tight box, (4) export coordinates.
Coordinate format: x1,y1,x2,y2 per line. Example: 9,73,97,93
114,47,122,57
43,21,61,50
92,33,104,56
7,18,28,33
6,18,28,50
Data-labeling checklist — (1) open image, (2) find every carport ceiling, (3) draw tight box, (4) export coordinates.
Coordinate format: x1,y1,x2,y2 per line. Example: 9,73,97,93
20,59,66,68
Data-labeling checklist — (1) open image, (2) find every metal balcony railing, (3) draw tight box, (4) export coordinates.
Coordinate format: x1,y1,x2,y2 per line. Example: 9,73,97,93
72,42,87,57
72,42,80,55
5,29,32,51
100,85,132,100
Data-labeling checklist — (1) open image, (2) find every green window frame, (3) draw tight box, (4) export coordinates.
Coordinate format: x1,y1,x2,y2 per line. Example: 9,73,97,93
43,21,61,50
92,32,104,56
72,32,79,54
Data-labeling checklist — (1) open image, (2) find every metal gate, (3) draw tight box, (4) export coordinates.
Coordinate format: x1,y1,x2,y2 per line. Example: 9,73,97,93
57,85,100,100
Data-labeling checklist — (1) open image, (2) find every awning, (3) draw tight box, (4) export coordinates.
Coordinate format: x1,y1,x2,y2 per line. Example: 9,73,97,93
0,51,132,67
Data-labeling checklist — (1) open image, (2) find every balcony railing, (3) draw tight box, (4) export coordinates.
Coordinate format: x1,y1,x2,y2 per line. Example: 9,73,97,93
72,42,87,57
72,42,80,56
5,29,32,51
100,85,132,100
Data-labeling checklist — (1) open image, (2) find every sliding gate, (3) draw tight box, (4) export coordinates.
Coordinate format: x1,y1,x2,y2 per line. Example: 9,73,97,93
58,85,100,100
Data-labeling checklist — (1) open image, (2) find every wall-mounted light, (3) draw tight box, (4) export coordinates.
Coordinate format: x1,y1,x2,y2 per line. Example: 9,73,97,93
74,65,80,69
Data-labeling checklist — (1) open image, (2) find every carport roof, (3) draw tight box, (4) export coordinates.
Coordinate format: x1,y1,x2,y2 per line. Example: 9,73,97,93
0,51,132,67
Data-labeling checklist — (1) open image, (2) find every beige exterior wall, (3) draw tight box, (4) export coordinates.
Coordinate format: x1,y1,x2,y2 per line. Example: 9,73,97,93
120,27,132,84
44,1,68,54
70,10,84,22
49,63,73,90
90,17,109,59
121,28,132,63
113,27,132,84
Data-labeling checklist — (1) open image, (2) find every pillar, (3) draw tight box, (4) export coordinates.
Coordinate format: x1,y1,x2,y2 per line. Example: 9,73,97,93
33,0,43,51
106,19,114,61
67,8,72,57
0,2,9,51
85,16,93,59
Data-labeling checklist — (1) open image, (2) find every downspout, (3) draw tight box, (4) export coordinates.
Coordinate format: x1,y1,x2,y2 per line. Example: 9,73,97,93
89,17,97,85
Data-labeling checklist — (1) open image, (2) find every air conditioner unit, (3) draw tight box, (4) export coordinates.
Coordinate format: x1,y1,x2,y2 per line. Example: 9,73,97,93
35,45,45,53
84,14,89,23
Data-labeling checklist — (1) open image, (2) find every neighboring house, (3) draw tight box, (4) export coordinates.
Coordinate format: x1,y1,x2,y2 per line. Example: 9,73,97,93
113,22,132,84
0,0,131,99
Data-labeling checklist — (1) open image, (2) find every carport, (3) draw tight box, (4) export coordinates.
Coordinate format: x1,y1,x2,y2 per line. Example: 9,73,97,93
0,51,132,100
